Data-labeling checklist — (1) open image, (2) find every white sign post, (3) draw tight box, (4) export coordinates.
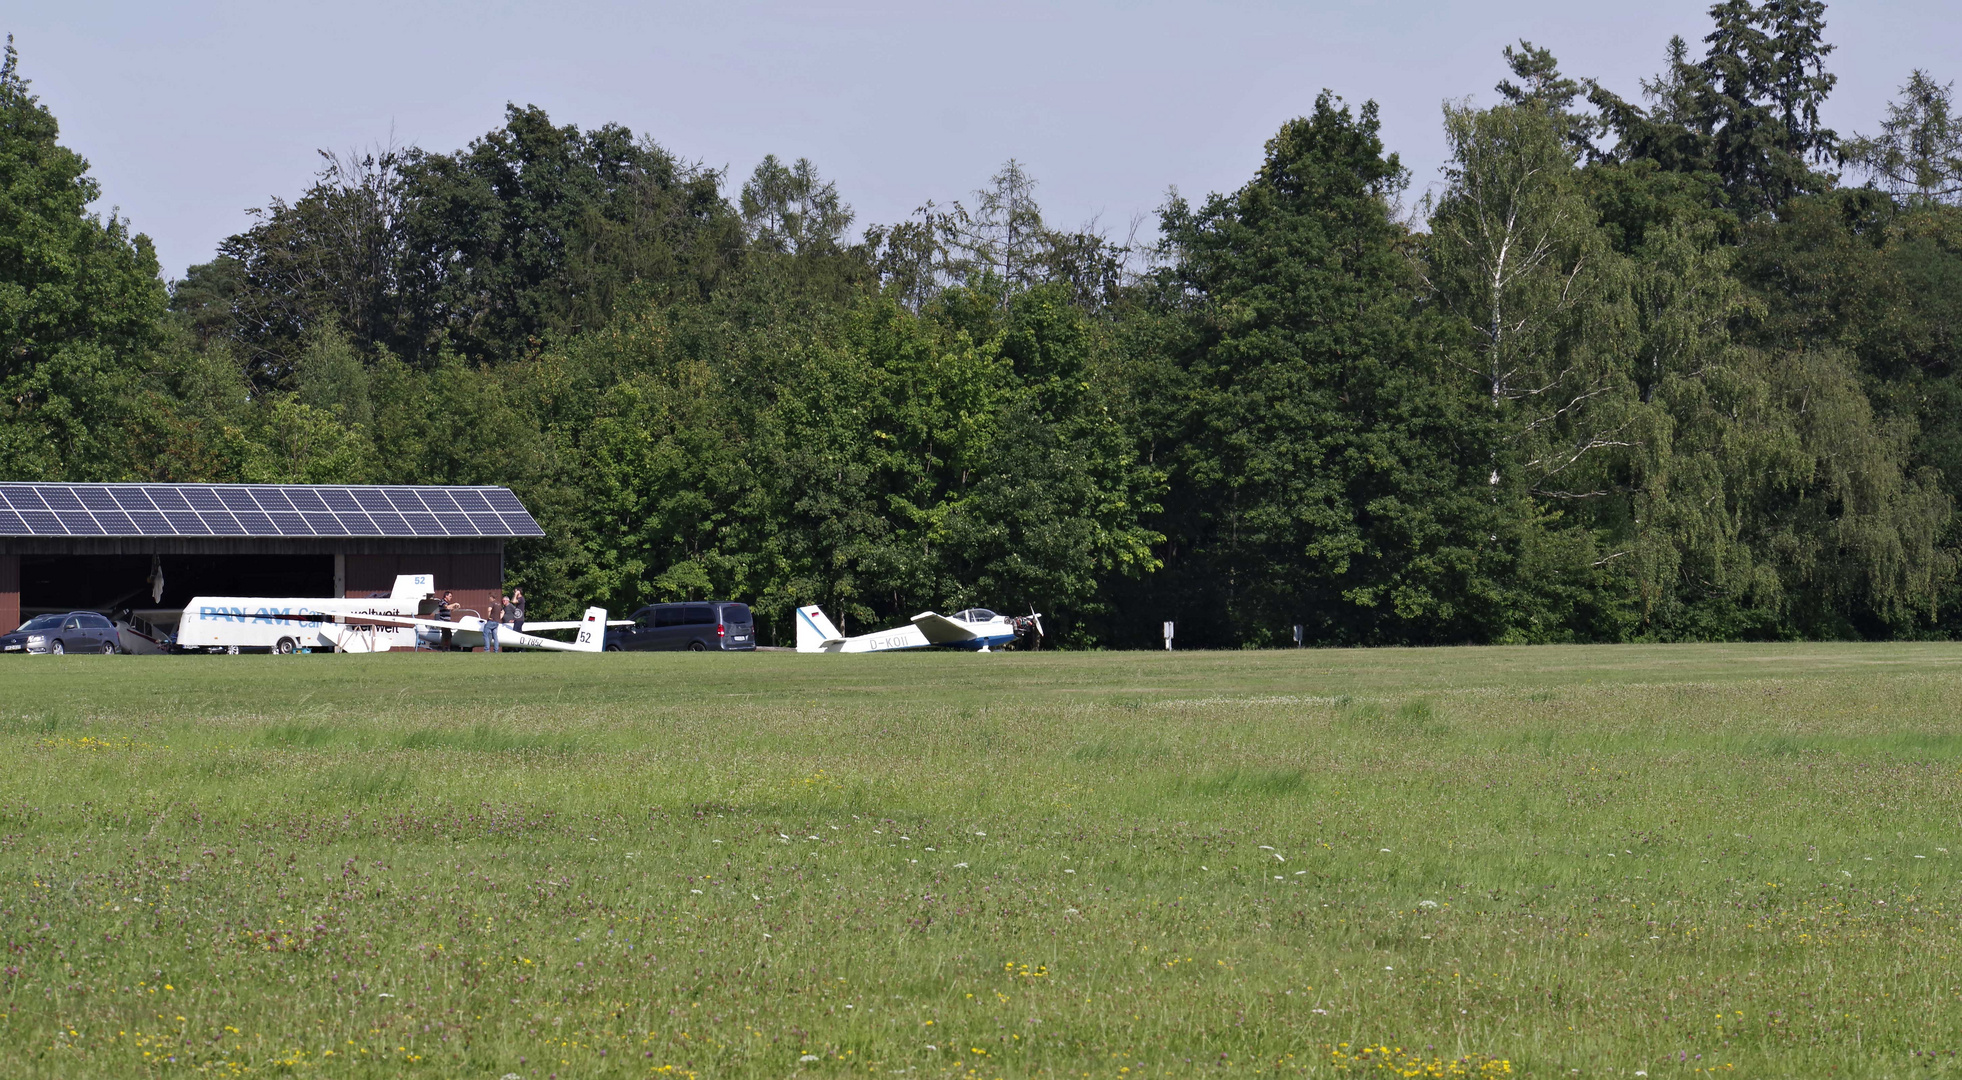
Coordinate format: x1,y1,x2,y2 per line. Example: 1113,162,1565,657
1163,621,1175,651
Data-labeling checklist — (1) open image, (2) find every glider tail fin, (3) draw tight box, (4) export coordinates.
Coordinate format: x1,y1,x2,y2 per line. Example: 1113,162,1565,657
572,607,607,652
796,605,842,652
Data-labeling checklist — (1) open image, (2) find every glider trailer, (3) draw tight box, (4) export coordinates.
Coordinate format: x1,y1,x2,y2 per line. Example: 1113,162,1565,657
175,574,608,654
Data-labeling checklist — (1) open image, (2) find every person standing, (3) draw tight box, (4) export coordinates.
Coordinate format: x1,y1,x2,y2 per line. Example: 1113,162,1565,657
482,594,504,653
438,590,457,651
507,588,526,633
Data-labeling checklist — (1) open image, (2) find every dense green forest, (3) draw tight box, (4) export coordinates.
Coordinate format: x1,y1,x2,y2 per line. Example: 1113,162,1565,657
6,2,1962,647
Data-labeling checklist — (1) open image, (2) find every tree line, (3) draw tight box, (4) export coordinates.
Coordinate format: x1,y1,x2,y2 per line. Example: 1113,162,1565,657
6,1,1962,646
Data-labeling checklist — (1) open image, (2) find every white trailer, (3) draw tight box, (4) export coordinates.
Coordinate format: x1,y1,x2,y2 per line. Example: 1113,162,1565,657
176,574,434,654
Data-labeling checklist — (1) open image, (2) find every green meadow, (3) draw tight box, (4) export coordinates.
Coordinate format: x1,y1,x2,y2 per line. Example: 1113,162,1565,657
2,644,1960,1078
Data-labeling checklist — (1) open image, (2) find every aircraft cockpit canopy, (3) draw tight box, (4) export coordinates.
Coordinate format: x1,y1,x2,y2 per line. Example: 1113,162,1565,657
950,608,997,622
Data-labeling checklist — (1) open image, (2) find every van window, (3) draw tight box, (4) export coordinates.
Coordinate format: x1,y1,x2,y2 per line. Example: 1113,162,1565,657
654,606,685,628
632,607,656,627
721,604,752,624
684,605,715,625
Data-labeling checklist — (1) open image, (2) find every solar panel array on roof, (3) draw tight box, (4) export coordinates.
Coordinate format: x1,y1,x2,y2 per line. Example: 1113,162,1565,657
0,485,545,538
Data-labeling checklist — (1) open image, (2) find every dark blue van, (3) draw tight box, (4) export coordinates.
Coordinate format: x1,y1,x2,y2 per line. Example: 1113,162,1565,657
604,602,755,651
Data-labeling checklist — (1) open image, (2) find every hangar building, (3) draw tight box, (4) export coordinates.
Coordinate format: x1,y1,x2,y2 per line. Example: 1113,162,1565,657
0,483,546,634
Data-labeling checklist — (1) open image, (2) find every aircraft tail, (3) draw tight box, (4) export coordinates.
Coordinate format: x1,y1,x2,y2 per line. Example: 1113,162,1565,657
796,605,842,652
571,607,607,652
389,573,434,602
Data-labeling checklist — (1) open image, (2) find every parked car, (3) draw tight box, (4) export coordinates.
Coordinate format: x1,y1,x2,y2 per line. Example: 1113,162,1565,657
604,602,755,651
0,612,122,654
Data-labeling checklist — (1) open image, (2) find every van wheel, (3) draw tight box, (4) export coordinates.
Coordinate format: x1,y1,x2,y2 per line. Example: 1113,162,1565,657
604,643,623,652
226,645,241,656
275,637,297,655
688,641,707,652
50,639,65,655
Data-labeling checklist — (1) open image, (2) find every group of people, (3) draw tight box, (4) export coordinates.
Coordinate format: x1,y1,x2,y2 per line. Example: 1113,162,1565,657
421,588,526,652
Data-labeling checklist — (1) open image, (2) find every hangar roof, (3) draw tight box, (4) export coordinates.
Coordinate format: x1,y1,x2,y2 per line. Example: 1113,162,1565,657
0,484,545,539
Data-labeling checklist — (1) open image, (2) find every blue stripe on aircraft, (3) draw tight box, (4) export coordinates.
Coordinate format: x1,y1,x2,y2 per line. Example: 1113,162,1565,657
797,607,826,637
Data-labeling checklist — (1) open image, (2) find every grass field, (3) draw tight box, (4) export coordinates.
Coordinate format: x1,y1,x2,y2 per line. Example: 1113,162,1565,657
3,644,1961,1078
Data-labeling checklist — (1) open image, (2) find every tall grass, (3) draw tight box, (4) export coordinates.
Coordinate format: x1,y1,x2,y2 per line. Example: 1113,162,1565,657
1,643,1959,1077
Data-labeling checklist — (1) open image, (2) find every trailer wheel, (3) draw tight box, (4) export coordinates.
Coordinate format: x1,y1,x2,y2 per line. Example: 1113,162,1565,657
275,637,298,655
225,645,240,656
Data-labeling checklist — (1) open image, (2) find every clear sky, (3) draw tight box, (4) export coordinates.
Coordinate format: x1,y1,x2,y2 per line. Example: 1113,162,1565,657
12,1,1960,280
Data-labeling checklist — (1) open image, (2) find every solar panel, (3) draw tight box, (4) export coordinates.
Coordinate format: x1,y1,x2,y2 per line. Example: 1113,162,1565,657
146,488,192,512
0,485,541,537
93,511,136,534
0,485,41,507
41,488,85,512
250,487,295,512
370,512,412,535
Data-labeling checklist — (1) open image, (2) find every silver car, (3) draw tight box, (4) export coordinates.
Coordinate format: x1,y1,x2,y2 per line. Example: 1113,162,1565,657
0,612,122,654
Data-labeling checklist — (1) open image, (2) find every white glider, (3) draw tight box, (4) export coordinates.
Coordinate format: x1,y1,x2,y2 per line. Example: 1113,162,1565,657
794,605,1040,653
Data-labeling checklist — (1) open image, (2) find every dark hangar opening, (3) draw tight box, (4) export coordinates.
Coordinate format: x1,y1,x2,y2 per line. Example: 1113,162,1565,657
18,555,335,617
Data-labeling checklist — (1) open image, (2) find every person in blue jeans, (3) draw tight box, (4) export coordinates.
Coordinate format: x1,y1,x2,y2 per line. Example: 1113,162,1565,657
483,594,504,653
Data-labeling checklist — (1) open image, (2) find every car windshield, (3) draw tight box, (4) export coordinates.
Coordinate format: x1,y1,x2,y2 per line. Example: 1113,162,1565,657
16,614,64,632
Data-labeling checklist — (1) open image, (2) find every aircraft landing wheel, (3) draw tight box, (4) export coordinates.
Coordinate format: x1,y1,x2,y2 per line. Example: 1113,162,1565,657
50,640,65,655
688,641,706,652
275,637,298,655
102,640,118,655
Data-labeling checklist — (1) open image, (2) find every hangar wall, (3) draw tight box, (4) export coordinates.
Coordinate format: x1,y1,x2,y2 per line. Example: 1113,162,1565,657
0,554,16,635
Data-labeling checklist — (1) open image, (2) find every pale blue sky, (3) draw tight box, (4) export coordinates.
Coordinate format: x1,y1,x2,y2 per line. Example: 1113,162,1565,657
12,1,1960,278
